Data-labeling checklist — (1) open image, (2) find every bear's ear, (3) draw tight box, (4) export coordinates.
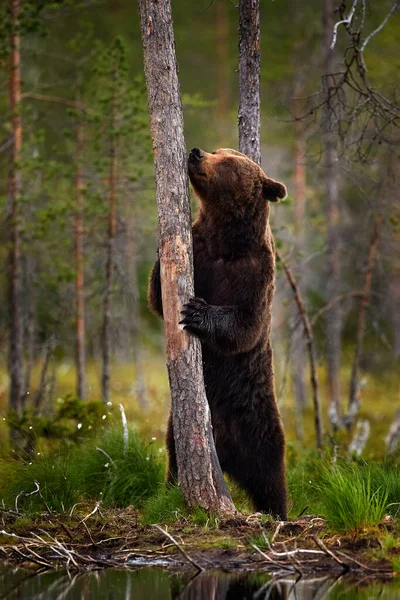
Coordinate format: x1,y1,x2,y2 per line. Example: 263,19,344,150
261,175,287,202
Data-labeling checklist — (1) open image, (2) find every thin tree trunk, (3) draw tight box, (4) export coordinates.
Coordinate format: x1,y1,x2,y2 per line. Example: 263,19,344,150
101,103,117,405
8,0,24,419
345,216,382,429
215,0,230,138
237,0,322,449
23,257,35,399
75,118,86,400
291,77,307,438
33,336,55,413
386,409,400,454
238,0,261,166
138,0,235,515
276,251,323,450
323,0,342,428
125,212,147,411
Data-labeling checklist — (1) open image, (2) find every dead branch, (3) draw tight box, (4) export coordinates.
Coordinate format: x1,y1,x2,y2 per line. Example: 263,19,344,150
15,480,40,514
276,250,323,449
152,524,204,573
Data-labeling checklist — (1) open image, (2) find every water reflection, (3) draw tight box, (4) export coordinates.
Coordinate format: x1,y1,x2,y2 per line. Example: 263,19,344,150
0,566,398,599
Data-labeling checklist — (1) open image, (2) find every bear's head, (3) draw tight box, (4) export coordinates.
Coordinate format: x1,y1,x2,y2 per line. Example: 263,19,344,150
188,147,287,213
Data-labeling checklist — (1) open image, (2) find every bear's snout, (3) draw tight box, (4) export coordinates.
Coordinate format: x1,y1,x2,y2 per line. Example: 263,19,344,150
189,147,204,161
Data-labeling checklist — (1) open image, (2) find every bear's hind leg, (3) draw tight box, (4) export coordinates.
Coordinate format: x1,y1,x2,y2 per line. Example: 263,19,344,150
166,413,178,484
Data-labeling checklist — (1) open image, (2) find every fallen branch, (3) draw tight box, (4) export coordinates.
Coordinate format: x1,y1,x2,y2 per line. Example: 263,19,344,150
15,481,40,514
152,524,204,573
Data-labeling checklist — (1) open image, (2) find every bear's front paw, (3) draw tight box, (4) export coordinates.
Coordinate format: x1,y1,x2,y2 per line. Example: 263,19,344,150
180,297,209,338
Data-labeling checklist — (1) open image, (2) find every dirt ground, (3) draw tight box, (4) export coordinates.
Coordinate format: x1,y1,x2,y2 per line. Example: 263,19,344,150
0,507,396,578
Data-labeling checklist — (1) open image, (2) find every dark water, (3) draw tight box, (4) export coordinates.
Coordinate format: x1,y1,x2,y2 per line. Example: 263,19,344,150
0,566,399,599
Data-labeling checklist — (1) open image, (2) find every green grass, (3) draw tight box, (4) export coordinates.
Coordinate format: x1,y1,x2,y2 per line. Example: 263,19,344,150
0,426,165,513
317,461,389,532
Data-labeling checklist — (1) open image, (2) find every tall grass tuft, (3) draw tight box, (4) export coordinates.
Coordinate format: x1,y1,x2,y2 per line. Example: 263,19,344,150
91,426,166,507
318,462,389,531
0,426,165,513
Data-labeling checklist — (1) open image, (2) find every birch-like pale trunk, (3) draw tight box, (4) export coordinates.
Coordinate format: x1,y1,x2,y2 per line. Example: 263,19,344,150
138,0,235,515
323,0,342,429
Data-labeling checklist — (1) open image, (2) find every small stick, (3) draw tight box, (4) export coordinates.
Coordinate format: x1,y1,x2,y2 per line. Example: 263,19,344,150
312,536,350,571
15,481,40,513
119,403,129,454
271,521,284,543
95,447,116,467
81,501,101,523
152,524,204,572
251,543,295,572
336,550,392,573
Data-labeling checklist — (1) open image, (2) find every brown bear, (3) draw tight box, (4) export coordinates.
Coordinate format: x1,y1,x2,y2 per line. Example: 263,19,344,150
149,147,288,519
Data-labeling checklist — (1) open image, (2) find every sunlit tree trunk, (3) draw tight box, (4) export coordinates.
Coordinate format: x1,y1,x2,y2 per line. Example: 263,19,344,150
8,0,24,419
75,118,86,400
138,0,235,514
101,109,117,404
322,0,341,428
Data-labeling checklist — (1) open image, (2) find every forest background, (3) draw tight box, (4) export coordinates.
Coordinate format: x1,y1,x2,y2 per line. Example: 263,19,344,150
1,0,400,465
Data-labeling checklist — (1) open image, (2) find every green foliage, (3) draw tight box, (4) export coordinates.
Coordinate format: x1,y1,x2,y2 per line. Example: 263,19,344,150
141,484,218,526
88,426,165,507
0,426,165,513
317,461,389,532
141,485,187,524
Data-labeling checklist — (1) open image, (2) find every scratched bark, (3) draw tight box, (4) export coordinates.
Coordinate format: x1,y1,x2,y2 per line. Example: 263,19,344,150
138,0,235,514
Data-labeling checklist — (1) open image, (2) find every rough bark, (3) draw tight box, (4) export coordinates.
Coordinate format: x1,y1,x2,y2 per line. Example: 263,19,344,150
276,251,323,450
8,0,24,418
345,216,382,429
138,0,235,515
238,0,261,165
101,99,117,405
75,118,86,400
323,0,342,429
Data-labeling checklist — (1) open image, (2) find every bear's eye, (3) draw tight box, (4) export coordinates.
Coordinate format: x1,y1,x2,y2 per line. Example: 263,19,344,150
223,161,229,167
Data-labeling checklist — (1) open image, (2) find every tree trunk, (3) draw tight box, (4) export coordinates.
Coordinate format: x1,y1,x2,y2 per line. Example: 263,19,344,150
138,0,235,515
238,0,322,450
322,0,342,428
291,77,307,436
75,118,86,400
23,257,35,399
8,0,24,419
238,0,261,166
215,0,230,138
125,212,147,412
345,216,382,429
101,104,117,404
386,409,400,454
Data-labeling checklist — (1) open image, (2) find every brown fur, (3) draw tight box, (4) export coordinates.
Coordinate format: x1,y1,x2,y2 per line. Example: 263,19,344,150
149,148,288,519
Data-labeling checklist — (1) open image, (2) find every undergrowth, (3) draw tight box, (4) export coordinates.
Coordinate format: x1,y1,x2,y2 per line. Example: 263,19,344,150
0,426,165,513
0,431,398,535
